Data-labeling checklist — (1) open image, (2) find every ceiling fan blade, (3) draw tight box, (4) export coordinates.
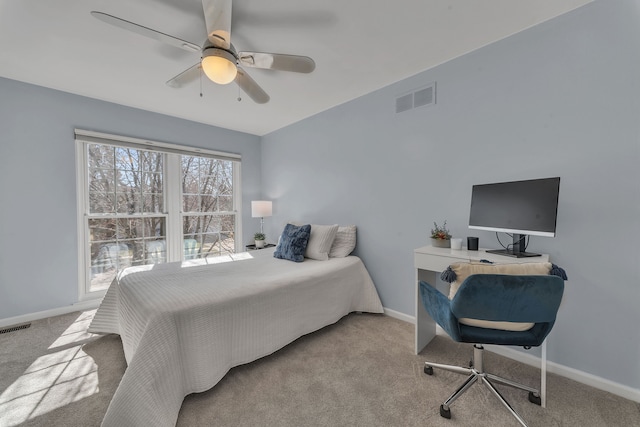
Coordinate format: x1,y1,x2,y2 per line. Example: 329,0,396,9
202,0,232,49
91,11,201,53
237,52,315,73
235,67,270,104
166,63,202,88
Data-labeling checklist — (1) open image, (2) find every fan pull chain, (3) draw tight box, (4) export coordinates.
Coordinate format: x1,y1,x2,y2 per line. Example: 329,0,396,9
199,67,203,98
237,86,242,102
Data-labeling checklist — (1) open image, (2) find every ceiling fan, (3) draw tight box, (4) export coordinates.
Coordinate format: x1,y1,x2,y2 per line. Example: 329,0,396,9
91,0,316,104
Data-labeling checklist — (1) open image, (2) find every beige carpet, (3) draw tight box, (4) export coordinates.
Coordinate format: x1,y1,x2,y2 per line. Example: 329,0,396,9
1,311,638,426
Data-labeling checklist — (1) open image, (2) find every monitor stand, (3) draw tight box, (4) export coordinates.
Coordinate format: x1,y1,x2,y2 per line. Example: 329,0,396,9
486,233,542,258
485,249,541,258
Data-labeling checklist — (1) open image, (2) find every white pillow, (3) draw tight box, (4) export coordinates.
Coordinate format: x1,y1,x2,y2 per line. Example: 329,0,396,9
289,222,339,261
329,225,357,258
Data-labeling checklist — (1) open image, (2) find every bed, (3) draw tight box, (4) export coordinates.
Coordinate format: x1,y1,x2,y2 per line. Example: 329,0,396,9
88,246,384,426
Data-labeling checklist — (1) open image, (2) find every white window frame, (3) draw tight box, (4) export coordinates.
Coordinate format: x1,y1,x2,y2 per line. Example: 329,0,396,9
75,129,242,301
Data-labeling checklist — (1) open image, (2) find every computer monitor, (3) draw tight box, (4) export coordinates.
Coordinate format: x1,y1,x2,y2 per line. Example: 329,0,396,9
468,177,560,258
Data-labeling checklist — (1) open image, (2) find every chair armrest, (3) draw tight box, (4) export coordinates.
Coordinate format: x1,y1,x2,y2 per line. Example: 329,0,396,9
419,281,461,341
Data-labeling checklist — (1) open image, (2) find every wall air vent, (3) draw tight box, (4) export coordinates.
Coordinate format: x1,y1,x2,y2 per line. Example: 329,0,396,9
395,82,436,114
0,323,31,334
395,93,414,113
413,86,434,108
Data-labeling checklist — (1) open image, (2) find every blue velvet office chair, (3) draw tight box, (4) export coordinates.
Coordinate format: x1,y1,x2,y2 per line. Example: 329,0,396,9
419,268,565,427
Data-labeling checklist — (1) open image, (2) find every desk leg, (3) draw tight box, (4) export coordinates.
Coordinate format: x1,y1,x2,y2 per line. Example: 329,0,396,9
415,269,438,354
541,339,547,408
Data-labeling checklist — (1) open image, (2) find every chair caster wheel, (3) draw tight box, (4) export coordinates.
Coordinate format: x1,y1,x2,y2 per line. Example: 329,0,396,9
424,365,434,375
528,391,542,406
440,405,451,419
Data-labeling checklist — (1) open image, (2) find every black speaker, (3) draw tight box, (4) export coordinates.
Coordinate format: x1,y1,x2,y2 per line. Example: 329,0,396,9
467,237,479,251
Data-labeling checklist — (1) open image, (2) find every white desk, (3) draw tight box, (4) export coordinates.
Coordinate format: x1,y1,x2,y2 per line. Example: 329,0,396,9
414,245,551,406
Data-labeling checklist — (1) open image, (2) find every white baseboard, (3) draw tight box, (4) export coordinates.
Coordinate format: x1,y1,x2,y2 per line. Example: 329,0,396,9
486,344,640,403
383,307,415,323
0,299,101,329
388,310,640,404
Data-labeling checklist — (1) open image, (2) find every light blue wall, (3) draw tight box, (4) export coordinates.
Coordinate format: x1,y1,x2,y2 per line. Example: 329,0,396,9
0,77,261,319
261,1,640,391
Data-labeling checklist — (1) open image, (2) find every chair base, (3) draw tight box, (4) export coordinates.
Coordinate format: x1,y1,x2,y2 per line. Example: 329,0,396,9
424,344,541,427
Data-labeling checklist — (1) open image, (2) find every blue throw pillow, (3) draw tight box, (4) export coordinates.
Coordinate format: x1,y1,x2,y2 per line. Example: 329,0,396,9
274,223,311,262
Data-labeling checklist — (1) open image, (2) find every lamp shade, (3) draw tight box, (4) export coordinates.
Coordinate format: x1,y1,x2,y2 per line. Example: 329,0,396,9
201,48,237,85
251,201,272,218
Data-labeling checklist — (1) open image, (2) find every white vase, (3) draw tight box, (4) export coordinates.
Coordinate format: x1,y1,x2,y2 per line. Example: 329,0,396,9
431,238,451,248
255,240,265,249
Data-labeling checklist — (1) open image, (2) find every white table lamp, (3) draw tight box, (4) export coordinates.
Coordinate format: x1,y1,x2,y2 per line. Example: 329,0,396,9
251,201,272,234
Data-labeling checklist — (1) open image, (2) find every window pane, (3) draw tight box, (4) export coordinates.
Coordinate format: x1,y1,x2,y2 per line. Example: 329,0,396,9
116,169,134,189
181,155,234,215
145,239,166,264
116,192,142,214
199,194,217,212
143,193,163,213
118,217,150,239
140,151,163,172
114,151,164,210
115,147,139,171
201,233,222,257
201,175,217,195
89,192,115,213
183,215,222,235
183,213,235,258
88,216,165,292
182,215,199,238
88,144,114,168
88,145,116,213
143,217,165,238
89,218,116,242
218,195,233,212
89,172,113,193
123,239,145,266
90,242,131,291
182,194,199,213
181,156,198,172
143,172,162,193
218,234,235,255
183,238,200,260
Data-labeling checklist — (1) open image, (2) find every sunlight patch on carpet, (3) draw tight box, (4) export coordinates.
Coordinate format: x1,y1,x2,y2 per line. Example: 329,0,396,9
0,313,99,426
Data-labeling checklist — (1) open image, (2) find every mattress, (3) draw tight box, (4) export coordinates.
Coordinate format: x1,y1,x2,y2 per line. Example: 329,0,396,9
88,247,384,426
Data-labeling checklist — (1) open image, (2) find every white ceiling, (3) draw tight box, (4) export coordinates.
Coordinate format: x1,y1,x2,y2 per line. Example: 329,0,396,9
0,0,591,136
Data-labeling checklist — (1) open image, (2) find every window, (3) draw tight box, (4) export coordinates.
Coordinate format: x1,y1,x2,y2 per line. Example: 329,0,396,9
75,130,241,299
181,156,236,259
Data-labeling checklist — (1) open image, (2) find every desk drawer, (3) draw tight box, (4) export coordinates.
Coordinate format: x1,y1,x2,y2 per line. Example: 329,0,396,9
414,252,466,272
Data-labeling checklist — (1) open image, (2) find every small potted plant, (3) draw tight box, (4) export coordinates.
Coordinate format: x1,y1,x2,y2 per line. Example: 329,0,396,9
254,232,266,249
430,221,451,248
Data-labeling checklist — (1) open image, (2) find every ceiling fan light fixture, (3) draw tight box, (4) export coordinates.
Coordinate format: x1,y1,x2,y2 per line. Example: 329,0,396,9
202,48,237,85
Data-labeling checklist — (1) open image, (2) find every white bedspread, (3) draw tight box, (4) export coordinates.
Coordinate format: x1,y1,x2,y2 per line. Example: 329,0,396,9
88,248,383,426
